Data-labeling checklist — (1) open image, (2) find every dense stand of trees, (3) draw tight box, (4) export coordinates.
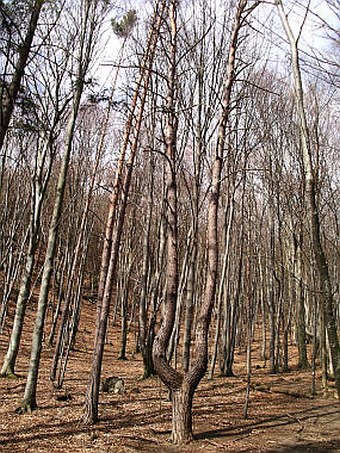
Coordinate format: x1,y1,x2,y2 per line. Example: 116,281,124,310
0,0,339,444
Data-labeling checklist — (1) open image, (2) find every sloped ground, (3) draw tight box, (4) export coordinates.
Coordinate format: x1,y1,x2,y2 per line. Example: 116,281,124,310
0,300,339,452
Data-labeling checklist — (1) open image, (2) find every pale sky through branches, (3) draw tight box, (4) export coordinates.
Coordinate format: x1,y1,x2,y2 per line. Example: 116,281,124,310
90,0,339,98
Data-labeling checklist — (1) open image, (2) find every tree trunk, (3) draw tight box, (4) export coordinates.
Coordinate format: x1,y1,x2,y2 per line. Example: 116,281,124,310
1,134,52,378
16,0,100,413
208,195,234,379
0,236,36,377
82,1,166,424
171,383,194,444
141,325,156,379
182,251,196,372
153,0,252,443
277,0,340,399
48,255,67,347
294,231,309,369
0,0,44,153
51,84,110,381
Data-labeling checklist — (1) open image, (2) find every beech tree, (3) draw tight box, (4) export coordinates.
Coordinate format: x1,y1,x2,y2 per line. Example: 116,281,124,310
0,0,338,444
16,0,110,413
276,0,340,400
0,0,60,378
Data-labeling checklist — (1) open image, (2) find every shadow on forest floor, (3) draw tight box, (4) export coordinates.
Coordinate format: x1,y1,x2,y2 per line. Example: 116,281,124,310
273,440,340,453
196,403,340,447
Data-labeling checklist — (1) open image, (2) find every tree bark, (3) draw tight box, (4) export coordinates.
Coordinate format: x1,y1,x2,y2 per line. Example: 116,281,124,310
277,0,340,399
0,0,44,153
82,0,166,424
295,233,309,369
16,0,100,413
171,382,194,444
0,235,36,377
0,134,53,378
153,0,252,443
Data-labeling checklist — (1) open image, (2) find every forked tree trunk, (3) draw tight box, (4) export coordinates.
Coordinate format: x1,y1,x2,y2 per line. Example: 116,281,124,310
153,0,253,443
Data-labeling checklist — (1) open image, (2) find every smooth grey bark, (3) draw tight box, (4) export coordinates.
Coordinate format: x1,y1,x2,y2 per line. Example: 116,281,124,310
0,170,30,332
18,89,84,412
295,232,309,369
139,154,159,379
0,0,47,376
17,0,101,413
0,234,36,377
56,232,90,388
48,253,67,347
0,136,53,378
50,93,112,384
208,195,234,379
220,174,246,377
277,0,340,399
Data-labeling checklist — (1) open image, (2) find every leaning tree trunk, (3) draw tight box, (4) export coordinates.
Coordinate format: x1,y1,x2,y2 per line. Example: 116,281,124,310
277,0,340,399
0,0,44,154
17,82,84,414
0,136,52,378
0,234,37,377
50,89,109,384
16,0,99,413
82,1,166,424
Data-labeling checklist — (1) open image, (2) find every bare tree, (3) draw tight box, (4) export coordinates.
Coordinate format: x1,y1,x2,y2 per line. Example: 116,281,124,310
16,0,108,413
153,0,256,443
276,0,340,399
0,0,65,377
82,0,166,424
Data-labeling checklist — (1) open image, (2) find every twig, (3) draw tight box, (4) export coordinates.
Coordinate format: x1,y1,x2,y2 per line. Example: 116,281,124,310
286,412,304,432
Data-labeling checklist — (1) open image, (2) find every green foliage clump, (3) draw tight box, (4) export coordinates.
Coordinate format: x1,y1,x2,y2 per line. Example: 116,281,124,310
111,9,137,38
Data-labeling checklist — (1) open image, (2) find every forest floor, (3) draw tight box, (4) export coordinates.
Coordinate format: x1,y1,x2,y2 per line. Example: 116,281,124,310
0,299,339,452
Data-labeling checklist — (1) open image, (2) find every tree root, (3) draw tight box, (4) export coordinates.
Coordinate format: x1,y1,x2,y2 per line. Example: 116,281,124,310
0,370,19,379
15,400,37,415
